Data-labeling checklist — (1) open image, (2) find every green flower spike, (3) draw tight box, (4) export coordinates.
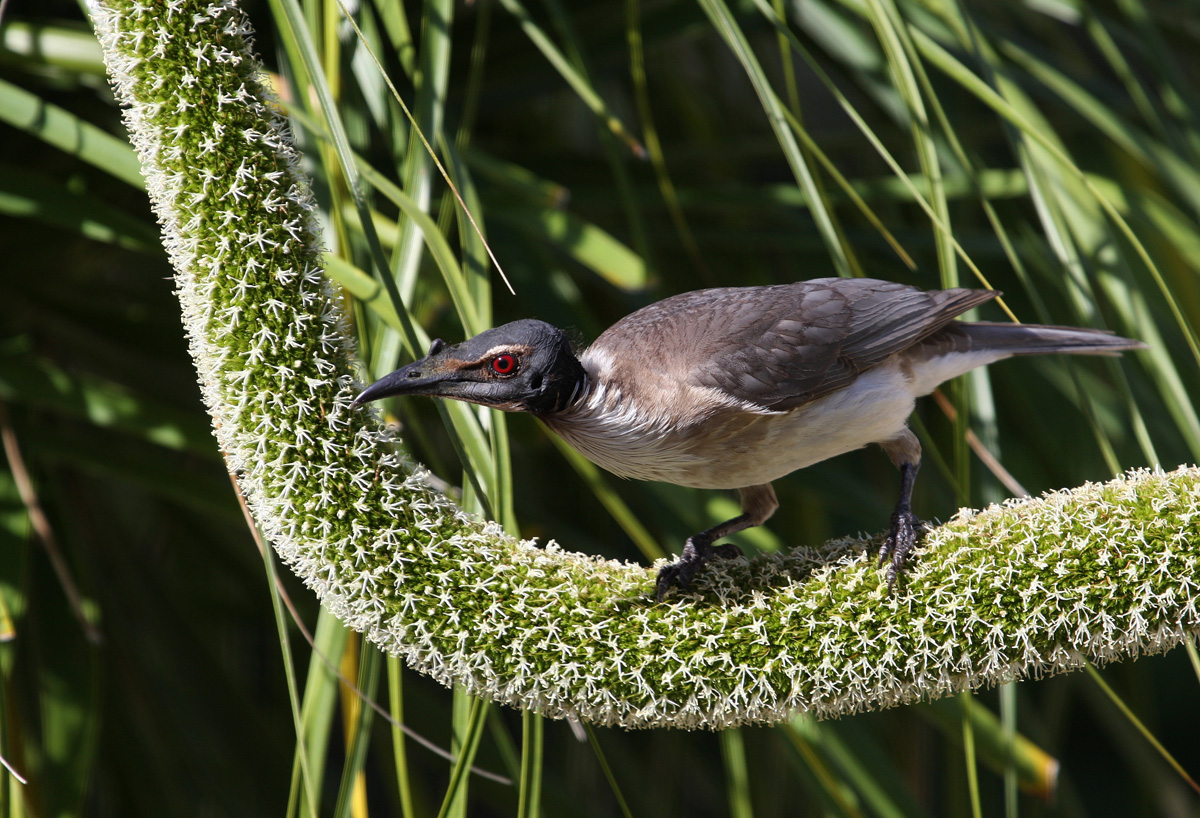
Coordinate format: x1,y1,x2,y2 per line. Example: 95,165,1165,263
89,0,1200,730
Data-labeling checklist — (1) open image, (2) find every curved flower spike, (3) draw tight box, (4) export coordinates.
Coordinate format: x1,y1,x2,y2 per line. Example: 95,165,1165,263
89,0,1200,730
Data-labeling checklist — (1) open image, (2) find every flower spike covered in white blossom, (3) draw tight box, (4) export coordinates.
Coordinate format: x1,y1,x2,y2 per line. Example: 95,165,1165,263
89,0,1200,730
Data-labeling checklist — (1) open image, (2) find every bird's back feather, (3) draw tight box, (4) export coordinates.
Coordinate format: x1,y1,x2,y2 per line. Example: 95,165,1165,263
588,278,999,413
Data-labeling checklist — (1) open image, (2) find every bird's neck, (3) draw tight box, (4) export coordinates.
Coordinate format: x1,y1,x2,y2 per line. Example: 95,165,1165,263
541,350,633,431
527,347,590,416
537,352,686,482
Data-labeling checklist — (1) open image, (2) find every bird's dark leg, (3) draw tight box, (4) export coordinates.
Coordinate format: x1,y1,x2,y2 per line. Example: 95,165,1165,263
656,484,778,600
878,429,922,590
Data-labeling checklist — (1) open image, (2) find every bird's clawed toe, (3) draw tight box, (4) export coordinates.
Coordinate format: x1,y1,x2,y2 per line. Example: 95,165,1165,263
655,540,742,601
654,562,695,602
878,508,922,591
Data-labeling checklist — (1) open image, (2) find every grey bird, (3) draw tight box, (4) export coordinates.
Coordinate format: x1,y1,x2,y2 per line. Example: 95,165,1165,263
352,278,1144,599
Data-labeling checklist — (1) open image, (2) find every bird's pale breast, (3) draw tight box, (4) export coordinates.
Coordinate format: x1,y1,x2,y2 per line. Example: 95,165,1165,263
545,350,925,490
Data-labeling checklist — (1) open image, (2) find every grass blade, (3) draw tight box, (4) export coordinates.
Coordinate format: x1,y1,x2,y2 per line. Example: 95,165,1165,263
495,0,644,157
1,20,105,74
584,725,635,818
387,656,418,818
436,694,490,818
0,77,142,186
333,640,380,818
698,0,858,279
518,711,543,818
720,730,753,818
0,164,157,252
292,610,350,818
390,0,454,304
1086,664,1200,796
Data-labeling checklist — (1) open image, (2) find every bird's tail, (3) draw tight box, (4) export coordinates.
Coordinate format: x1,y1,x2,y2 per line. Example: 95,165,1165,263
962,322,1146,357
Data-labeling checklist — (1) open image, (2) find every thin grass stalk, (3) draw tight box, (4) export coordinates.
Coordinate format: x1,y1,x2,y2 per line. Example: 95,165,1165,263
1085,664,1200,795
627,0,711,281
541,0,652,270
437,694,490,818
584,725,636,818
787,717,913,818
295,609,351,817
387,656,418,818
720,730,754,818
261,537,319,818
959,692,982,818
390,0,453,310
698,0,861,278
494,0,643,156
517,711,543,818
780,723,862,816
1000,683,1018,818
333,639,380,818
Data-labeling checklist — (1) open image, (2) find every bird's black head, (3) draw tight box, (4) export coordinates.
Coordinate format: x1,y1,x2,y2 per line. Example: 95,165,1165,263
352,319,586,416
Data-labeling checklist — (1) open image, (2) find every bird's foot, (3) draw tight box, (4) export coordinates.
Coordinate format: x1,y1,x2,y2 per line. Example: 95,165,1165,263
655,539,741,601
878,507,924,591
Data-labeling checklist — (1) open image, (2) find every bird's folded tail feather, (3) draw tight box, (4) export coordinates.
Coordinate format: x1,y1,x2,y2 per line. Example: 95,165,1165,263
962,322,1147,357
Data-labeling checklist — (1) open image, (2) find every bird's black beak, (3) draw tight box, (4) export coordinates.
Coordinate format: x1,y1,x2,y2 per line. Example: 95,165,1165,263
351,361,434,408
351,339,455,408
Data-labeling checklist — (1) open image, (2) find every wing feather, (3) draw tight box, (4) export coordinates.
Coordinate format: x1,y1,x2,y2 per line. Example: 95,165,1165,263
589,278,999,412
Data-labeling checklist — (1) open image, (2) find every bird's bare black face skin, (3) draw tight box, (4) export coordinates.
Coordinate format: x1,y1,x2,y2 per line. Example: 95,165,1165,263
353,319,587,416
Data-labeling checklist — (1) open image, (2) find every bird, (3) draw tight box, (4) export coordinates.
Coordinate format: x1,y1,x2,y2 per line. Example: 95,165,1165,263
351,277,1144,600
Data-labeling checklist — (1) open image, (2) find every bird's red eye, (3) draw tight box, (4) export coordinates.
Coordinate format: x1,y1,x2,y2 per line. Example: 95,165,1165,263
490,353,517,376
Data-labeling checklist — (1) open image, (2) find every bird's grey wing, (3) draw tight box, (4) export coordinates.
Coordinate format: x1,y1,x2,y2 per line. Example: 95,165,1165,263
694,278,998,411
